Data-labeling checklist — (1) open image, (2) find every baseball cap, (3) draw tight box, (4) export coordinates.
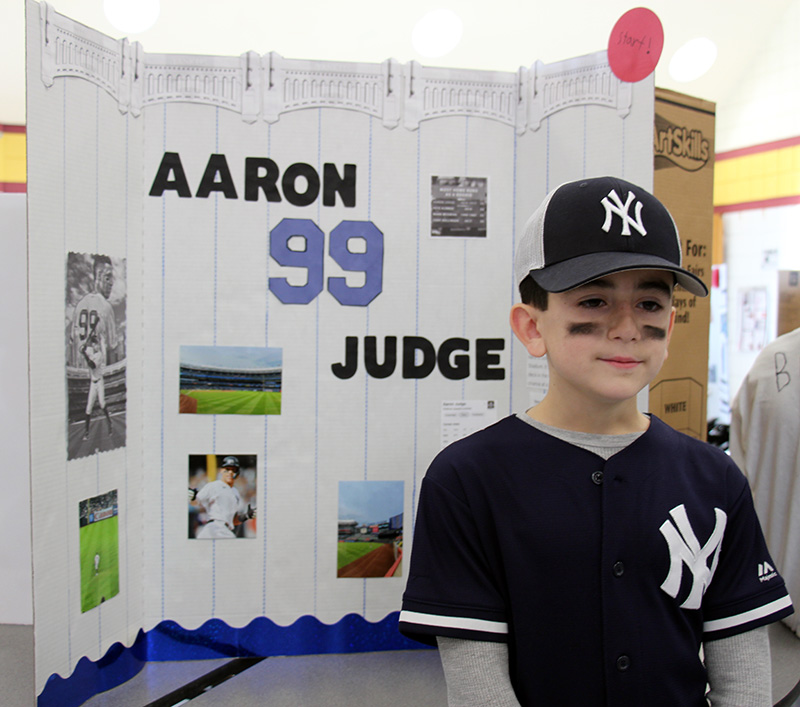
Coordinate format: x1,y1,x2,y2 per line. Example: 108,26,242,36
514,176,708,296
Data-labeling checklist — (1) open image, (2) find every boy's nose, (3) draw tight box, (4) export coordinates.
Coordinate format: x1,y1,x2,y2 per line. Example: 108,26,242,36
607,307,640,341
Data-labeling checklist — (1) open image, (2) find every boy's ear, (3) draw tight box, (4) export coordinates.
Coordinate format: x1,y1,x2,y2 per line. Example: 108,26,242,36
510,303,547,358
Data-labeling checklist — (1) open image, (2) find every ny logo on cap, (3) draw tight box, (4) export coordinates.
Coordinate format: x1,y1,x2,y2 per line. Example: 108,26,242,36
601,189,647,237
659,504,727,610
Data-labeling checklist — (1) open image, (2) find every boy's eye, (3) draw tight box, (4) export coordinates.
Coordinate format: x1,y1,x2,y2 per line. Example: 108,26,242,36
638,300,664,312
578,298,605,308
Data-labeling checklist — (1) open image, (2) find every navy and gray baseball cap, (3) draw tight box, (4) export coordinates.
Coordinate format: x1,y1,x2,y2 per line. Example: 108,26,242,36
514,176,708,296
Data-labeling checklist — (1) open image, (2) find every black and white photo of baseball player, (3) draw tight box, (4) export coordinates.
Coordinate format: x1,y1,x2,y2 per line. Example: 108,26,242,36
66,252,127,460
188,455,257,539
80,332,112,439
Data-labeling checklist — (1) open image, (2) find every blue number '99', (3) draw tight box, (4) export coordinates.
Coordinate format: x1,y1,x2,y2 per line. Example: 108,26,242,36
328,221,384,306
269,219,384,306
268,218,325,305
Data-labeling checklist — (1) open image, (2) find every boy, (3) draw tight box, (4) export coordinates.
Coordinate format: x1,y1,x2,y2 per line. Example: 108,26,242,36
399,177,793,706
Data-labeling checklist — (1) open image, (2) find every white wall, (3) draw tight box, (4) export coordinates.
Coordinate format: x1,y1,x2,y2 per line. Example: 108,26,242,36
724,205,800,402
715,0,800,152
712,0,800,413
0,192,32,624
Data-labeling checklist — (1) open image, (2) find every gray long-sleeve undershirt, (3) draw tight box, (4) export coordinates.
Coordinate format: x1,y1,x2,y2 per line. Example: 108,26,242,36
437,627,771,706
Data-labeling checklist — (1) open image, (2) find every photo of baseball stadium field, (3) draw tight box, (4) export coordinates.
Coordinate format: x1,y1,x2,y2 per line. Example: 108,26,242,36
337,481,403,578
179,345,282,415
79,490,120,613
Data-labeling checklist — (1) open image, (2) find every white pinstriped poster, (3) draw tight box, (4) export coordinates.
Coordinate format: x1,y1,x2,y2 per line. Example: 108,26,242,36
26,0,654,698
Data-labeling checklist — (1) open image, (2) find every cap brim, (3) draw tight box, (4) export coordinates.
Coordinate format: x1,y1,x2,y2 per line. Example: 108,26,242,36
529,252,709,296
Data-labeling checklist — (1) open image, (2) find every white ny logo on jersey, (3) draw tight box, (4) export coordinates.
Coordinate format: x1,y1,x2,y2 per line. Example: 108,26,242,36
600,189,647,236
659,504,727,610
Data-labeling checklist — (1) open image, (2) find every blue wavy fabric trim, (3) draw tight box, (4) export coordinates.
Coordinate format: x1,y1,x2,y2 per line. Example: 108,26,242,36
38,630,148,707
38,612,428,706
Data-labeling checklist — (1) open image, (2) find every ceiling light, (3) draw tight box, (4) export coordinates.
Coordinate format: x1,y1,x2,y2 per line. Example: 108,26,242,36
103,0,161,35
412,9,464,58
668,37,718,83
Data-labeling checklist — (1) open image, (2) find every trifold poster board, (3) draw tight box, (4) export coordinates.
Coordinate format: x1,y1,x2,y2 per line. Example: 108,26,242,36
26,1,655,703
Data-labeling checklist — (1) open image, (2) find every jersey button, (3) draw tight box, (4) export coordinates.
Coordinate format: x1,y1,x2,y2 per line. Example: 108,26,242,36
612,561,625,577
616,655,631,671
591,471,604,485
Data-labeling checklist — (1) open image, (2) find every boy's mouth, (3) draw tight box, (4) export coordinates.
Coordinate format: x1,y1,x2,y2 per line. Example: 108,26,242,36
600,357,641,369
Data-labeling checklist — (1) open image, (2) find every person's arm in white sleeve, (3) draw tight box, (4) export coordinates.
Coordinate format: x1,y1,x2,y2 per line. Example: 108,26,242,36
437,636,521,707
704,626,772,706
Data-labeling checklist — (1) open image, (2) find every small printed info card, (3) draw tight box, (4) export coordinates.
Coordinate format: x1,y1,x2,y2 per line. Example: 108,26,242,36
440,400,498,449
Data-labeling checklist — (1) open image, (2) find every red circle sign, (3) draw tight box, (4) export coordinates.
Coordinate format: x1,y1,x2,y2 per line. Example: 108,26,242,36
607,7,664,83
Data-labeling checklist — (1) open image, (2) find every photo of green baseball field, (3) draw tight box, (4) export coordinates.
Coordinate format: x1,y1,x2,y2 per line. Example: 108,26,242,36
179,345,282,415
79,490,120,613
337,481,404,578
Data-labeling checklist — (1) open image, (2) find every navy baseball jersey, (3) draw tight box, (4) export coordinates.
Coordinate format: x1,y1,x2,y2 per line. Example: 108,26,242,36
399,415,793,706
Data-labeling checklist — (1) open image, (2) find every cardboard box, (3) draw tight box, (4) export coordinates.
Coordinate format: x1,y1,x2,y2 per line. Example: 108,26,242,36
651,88,715,439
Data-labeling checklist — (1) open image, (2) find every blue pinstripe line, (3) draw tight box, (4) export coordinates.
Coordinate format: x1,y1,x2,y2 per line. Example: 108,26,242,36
546,117,551,193
462,118,469,400
364,115,374,483
213,197,218,343
160,102,167,620
313,108,322,615
415,126,422,340
262,423,268,613
368,115,374,221
411,127,421,529
583,106,588,177
313,306,319,617
263,123,272,615
92,86,104,654
362,579,367,616
212,541,217,616
464,116,469,174
63,83,72,667
124,112,130,631
214,108,220,347
462,236,467,345
96,87,100,255
362,116,376,614
364,326,370,482
211,108,221,613
508,129,518,416
622,118,626,177
94,87,102,648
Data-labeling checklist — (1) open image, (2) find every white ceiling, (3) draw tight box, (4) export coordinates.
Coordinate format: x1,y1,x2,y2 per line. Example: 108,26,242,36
0,0,791,126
